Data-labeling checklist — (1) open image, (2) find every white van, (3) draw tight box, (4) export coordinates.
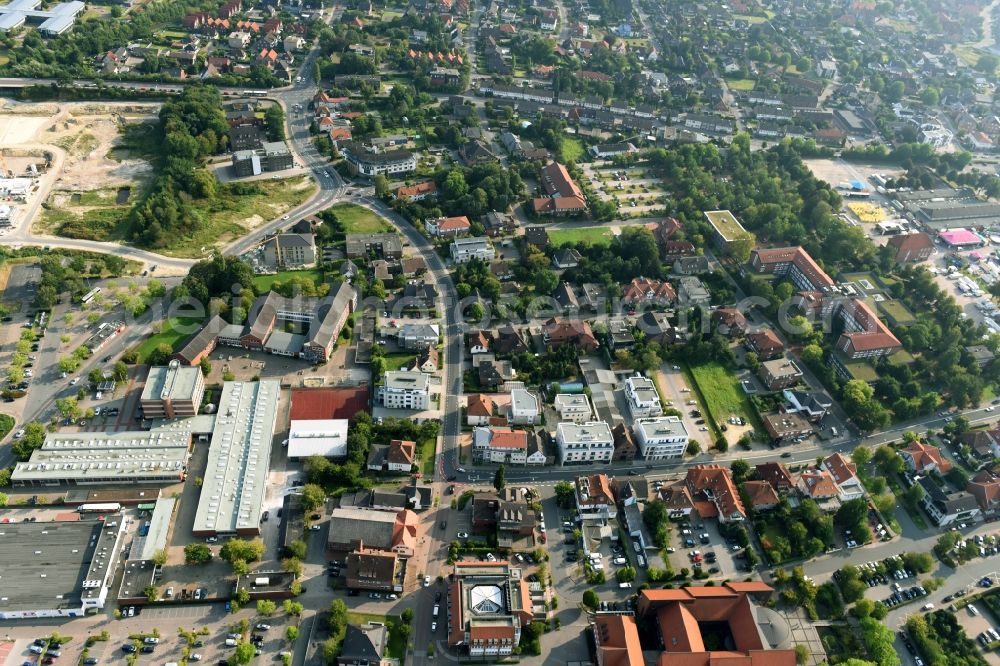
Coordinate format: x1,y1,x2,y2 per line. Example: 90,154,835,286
922,603,935,611
225,639,237,647
619,582,632,589
432,605,440,619
613,557,627,565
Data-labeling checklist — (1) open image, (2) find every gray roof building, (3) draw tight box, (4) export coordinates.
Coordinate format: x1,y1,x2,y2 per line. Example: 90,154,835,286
340,623,387,665
192,381,280,536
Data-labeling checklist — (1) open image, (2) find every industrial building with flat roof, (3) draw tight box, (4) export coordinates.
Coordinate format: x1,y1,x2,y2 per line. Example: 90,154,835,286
896,187,1000,230
287,419,349,459
0,520,125,619
12,430,192,486
140,360,207,419
0,0,85,35
704,210,752,253
192,380,280,536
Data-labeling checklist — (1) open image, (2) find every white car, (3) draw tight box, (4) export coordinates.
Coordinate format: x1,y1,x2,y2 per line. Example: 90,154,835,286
457,532,469,539
13,428,24,439
309,525,321,531
423,576,431,587
282,214,290,220
430,622,437,632
70,377,80,385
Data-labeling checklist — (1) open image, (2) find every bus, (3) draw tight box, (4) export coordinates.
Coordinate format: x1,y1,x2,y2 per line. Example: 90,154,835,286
77,502,121,514
241,90,267,97
81,287,102,304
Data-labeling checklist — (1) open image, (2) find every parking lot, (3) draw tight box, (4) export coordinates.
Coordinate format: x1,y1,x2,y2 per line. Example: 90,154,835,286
667,518,742,580
577,161,669,218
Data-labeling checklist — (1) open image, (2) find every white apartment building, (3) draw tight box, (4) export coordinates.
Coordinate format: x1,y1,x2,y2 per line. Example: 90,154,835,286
508,388,539,425
556,421,614,465
624,374,661,419
554,394,593,423
450,237,495,264
634,417,689,460
380,371,431,410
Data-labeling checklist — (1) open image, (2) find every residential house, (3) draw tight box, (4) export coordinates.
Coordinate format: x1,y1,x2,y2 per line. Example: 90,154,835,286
458,140,496,166
366,439,417,473
900,441,953,474
524,226,550,249
473,427,528,464
962,428,1000,460
466,394,496,426
398,324,439,350
796,470,840,500
821,453,865,502
782,389,832,422
344,548,402,593
261,233,316,268
611,422,637,461
745,329,785,360
676,276,711,308
711,308,748,336
339,623,386,666
755,462,795,494
477,359,513,390
483,211,514,237
450,237,495,263
554,394,593,423
495,325,529,355
758,358,803,391
762,412,813,444
575,473,617,519
394,181,439,202
636,311,675,346
552,248,582,269
466,331,492,355
968,471,1000,517
684,465,746,522
379,371,430,410
508,388,539,425
532,162,588,216
744,480,780,510
417,346,439,373
917,475,981,527
543,318,599,353
622,277,676,308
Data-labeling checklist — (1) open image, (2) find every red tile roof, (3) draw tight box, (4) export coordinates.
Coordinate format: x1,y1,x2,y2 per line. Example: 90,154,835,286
594,614,644,666
488,429,527,450
837,298,901,354
744,480,780,508
290,387,368,420
623,277,677,304
467,394,495,418
901,441,953,473
751,246,835,290
685,465,746,520
822,453,858,485
755,462,794,491
797,470,839,498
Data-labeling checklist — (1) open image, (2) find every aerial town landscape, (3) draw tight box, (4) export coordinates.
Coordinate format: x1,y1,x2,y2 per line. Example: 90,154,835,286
5,0,1000,664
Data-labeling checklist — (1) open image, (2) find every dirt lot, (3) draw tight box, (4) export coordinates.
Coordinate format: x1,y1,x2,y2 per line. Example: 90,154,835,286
578,160,668,218
802,158,906,191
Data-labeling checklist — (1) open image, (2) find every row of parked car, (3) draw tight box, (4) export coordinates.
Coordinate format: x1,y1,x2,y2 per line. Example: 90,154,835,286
883,584,927,608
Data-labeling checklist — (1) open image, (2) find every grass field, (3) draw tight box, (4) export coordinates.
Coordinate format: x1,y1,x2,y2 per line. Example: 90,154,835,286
132,316,203,363
252,270,324,293
558,136,586,164
732,13,767,23
383,352,415,372
549,227,613,246
0,414,13,440
687,362,757,434
953,45,981,67
725,78,756,91
330,203,392,234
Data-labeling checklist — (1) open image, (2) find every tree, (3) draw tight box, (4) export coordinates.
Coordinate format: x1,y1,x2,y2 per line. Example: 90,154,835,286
715,436,728,452
58,356,80,373
329,600,348,646
232,642,256,665
55,396,81,421
220,538,266,563
730,459,751,484
851,445,872,468
582,590,599,608
146,343,173,366
794,645,810,665
374,174,389,199
184,543,213,565
977,53,1000,75
286,540,307,560
256,600,277,617
152,548,168,567
401,608,414,624
283,600,303,617
300,484,326,512
554,481,575,508
285,626,299,643
12,422,46,461
493,464,506,492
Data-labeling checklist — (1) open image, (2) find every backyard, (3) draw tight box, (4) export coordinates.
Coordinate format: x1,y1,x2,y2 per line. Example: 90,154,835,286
252,269,325,293
330,203,393,234
548,227,614,246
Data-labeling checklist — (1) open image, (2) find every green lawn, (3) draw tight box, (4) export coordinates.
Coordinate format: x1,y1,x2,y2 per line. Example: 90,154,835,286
732,13,767,23
0,413,13,440
549,227,613,246
132,316,204,363
558,136,586,163
383,352,415,372
330,203,392,234
725,78,756,91
687,362,758,434
252,269,324,293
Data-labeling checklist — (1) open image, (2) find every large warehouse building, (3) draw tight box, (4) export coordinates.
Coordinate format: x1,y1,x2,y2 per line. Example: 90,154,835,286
11,430,192,486
0,520,124,619
192,380,280,537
